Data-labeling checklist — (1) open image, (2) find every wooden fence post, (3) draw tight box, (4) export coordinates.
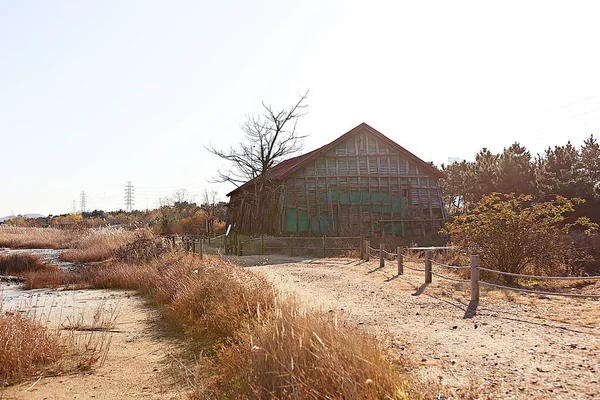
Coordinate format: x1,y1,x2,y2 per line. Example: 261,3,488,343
359,234,365,259
260,235,264,255
397,246,403,275
199,239,203,259
424,250,432,283
365,241,370,261
379,243,384,268
470,255,480,302
239,241,244,257
290,236,294,257
322,235,326,258
192,238,196,254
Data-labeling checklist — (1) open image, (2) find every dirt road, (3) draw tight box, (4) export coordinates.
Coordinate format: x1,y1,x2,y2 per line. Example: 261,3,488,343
246,256,600,400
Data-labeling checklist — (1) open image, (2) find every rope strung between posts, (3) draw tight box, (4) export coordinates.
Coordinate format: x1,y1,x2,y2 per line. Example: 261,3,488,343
478,267,600,281
479,281,600,298
367,246,379,258
402,254,421,263
383,249,398,260
403,264,426,272
430,260,471,270
430,270,470,283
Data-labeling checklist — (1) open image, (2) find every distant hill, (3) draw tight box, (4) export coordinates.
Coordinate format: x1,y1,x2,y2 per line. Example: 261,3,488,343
0,213,46,223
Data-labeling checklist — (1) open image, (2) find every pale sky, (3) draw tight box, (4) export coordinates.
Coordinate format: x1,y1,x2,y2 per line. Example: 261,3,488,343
2,1,600,216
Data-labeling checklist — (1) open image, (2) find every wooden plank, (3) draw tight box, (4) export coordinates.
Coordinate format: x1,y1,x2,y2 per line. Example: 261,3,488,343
357,175,364,235
326,178,335,233
304,177,311,233
315,177,322,234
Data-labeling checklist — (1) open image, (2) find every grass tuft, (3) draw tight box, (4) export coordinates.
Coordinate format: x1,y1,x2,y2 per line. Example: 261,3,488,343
0,312,63,386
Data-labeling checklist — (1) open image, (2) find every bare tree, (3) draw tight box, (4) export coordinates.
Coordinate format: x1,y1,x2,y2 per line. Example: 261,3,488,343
207,91,309,234
201,189,218,235
207,91,309,185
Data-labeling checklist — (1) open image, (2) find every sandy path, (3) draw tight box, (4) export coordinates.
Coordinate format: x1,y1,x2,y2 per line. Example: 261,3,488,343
247,256,600,400
1,286,186,400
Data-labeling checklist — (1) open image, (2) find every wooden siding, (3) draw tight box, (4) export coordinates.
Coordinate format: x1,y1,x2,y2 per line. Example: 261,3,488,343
279,130,444,236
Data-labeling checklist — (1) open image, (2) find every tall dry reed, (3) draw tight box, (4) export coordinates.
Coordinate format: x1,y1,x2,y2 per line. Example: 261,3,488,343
0,226,74,249
59,227,137,263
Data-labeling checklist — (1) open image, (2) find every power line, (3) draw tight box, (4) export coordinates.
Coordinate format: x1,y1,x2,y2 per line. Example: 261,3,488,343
124,181,135,212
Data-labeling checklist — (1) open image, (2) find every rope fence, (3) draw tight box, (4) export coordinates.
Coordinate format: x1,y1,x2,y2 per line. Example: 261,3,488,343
479,281,600,299
478,267,600,281
360,244,599,303
431,259,471,270
430,270,470,283
184,234,599,303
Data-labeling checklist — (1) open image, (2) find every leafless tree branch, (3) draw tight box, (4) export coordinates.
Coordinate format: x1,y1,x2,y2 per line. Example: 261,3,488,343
206,91,309,186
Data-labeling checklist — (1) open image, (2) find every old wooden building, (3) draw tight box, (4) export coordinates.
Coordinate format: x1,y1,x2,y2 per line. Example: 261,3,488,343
227,123,446,236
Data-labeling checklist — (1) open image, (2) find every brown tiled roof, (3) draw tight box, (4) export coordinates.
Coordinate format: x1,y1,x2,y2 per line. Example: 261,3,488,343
226,122,445,197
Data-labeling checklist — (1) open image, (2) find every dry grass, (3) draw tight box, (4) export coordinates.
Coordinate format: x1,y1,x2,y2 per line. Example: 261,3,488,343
0,226,74,249
0,294,120,387
59,227,137,263
0,226,138,263
75,253,416,399
0,253,48,274
0,311,63,386
3,229,419,398
0,253,74,289
217,304,413,399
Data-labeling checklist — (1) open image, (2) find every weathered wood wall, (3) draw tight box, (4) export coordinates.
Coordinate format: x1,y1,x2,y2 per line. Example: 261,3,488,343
278,130,444,236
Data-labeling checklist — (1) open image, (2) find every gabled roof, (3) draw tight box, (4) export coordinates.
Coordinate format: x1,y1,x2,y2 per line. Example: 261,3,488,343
226,122,445,197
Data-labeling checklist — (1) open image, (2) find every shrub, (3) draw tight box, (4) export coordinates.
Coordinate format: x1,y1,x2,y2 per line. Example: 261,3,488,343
445,193,598,284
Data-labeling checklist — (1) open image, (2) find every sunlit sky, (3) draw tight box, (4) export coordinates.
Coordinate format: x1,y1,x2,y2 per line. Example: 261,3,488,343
2,1,600,217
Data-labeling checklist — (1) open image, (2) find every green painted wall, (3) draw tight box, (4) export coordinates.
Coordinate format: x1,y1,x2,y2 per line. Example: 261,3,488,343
284,190,406,235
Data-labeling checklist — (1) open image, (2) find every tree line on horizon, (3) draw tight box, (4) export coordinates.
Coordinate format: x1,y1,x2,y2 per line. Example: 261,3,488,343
442,134,600,222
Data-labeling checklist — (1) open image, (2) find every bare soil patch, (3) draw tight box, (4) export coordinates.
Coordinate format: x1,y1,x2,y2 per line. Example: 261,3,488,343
246,256,600,399
1,286,186,400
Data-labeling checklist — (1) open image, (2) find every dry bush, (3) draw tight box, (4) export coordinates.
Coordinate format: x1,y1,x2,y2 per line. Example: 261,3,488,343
0,312,63,386
0,253,48,274
113,229,171,263
0,226,74,249
59,227,136,263
217,303,413,400
167,261,276,351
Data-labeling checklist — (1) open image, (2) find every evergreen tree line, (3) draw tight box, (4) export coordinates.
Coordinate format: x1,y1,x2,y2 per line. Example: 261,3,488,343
442,134,600,222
